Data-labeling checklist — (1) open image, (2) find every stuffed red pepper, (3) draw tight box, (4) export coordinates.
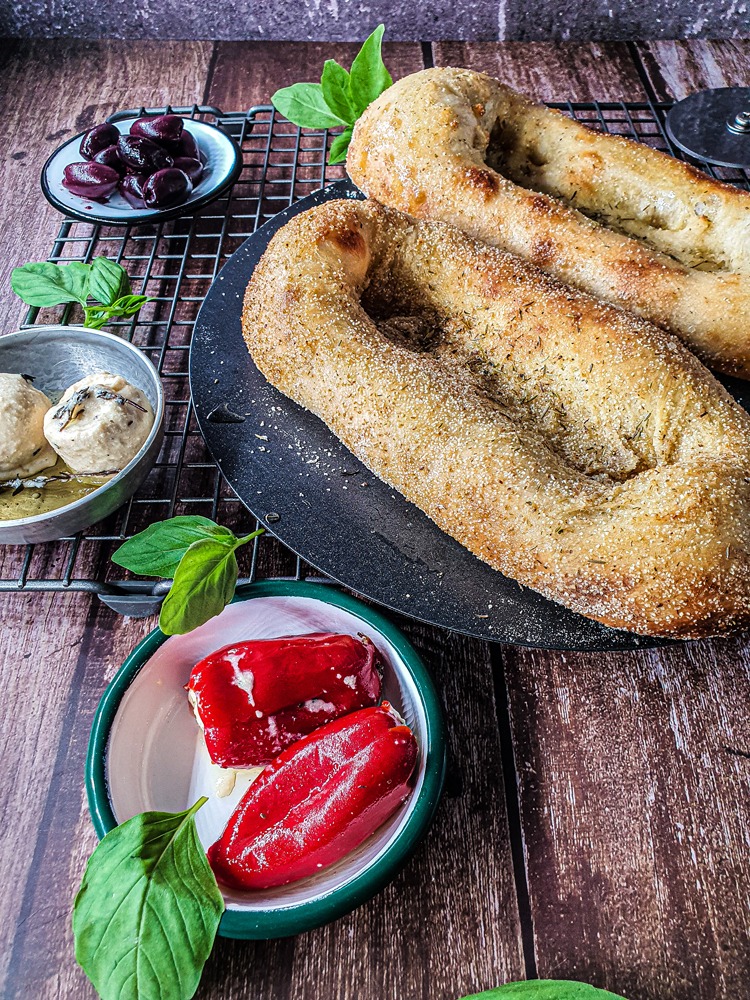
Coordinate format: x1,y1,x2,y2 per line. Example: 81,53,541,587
208,703,418,890
187,632,382,768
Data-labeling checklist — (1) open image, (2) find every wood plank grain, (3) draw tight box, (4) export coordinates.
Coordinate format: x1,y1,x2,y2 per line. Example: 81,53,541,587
431,39,750,999
500,639,750,1000
207,40,426,111
0,39,214,335
0,593,92,994
2,600,159,999
197,625,524,1000
636,39,750,101
433,41,647,101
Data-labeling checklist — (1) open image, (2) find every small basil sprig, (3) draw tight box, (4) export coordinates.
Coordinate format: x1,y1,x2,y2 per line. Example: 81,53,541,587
11,256,150,329
272,23,392,164
112,515,263,635
461,982,628,999
74,798,224,1000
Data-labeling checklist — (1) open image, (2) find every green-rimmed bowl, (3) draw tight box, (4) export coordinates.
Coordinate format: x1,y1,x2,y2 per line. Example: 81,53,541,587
86,580,446,939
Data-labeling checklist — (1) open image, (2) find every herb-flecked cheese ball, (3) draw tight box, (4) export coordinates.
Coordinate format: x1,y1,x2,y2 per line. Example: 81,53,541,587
0,373,57,478
43,371,154,474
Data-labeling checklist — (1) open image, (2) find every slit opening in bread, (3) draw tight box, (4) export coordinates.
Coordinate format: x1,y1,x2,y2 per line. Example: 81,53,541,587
361,234,664,485
482,117,729,273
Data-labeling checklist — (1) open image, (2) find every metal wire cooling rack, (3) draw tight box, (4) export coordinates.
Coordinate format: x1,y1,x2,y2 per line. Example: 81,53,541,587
3,99,748,614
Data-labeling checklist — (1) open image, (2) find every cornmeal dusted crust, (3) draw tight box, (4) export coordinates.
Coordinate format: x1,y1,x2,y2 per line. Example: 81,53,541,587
347,67,750,379
242,198,750,638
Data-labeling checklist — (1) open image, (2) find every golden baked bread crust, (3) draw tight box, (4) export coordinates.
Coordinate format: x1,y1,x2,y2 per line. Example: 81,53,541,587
242,198,750,639
347,67,750,378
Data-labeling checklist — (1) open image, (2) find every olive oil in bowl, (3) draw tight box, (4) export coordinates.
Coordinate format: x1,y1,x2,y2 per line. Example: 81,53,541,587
0,456,114,521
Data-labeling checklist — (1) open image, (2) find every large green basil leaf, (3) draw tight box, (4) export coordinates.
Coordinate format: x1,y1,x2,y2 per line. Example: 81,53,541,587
328,127,354,165
73,799,224,1000
158,536,240,635
349,24,392,115
110,293,150,315
112,515,236,578
461,982,628,1000
321,59,357,123
112,516,262,634
271,82,347,130
11,260,91,307
88,257,131,307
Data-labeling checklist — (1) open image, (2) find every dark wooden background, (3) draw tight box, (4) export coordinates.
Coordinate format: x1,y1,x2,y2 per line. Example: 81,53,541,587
0,37,749,1000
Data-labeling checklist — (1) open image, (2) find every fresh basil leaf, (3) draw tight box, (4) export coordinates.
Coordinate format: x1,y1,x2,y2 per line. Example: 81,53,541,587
328,127,354,165
159,536,240,635
112,515,236,578
113,517,262,632
349,24,392,116
73,798,224,1000
272,82,347,130
11,260,91,308
271,27,391,136
88,257,130,307
81,307,110,330
321,59,357,124
461,982,628,1000
109,293,150,317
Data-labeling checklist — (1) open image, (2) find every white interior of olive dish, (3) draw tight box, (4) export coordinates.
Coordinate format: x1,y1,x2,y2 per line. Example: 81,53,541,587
106,594,430,912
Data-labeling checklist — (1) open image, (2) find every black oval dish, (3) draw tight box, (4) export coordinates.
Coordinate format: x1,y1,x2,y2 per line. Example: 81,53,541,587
41,114,243,226
190,179,699,651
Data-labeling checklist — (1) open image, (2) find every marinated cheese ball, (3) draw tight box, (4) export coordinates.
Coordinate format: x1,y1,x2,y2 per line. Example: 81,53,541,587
43,371,154,474
0,373,57,478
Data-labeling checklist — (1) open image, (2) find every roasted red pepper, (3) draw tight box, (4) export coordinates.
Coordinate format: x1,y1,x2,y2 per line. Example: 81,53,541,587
187,632,381,768
208,703,418,890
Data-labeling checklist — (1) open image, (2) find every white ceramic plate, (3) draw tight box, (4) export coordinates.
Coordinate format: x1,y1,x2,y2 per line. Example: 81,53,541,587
87,582,446,938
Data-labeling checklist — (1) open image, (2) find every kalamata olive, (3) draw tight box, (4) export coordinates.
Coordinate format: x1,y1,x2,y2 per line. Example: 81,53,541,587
93,145,126,175
62,161,120,199
172,156,203,184
117,135,173,173
130,114,184,147
143,168,193,208
173,128,200,160
119,172,150,207
80,122,120,160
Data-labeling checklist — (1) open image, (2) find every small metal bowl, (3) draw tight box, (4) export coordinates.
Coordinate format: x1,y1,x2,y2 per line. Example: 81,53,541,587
86,582,446,939
0,325,164,543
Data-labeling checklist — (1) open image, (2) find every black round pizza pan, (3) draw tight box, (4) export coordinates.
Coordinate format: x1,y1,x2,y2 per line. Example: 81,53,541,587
665,88,750,169
189,179,735,651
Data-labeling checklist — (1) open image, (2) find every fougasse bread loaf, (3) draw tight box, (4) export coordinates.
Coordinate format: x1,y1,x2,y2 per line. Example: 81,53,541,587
242,198,750,639
347,68,750,379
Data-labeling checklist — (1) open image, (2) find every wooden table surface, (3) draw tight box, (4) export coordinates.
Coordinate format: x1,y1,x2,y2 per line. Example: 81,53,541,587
1,36,749,1000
